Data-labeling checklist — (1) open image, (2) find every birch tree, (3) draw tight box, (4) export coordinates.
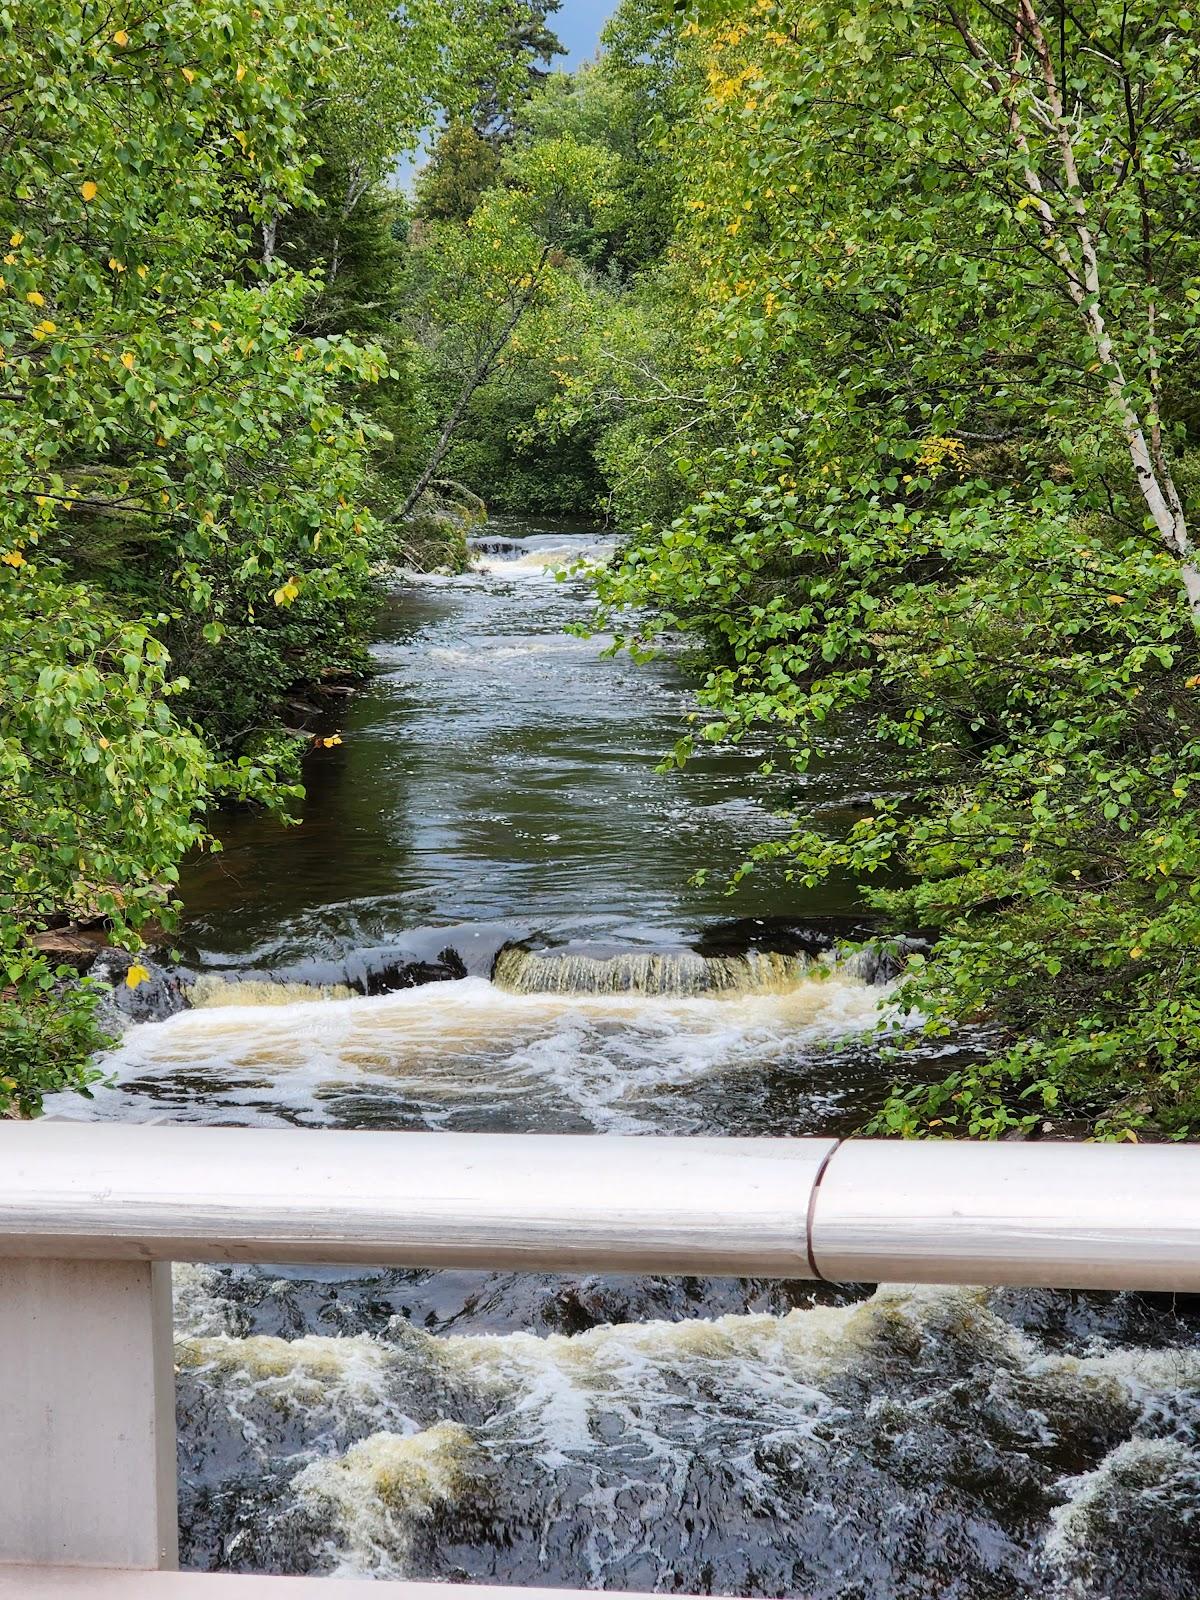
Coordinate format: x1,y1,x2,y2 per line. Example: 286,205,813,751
589,0,1200,1136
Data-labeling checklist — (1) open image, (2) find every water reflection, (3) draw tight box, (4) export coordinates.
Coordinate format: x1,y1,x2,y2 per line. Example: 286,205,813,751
177,520,879,970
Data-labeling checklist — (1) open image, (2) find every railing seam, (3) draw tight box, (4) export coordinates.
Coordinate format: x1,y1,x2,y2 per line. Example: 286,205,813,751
804,1137,840,1280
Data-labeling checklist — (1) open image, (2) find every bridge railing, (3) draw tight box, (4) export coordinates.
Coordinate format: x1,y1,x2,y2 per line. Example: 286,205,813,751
1,1122,1198,1593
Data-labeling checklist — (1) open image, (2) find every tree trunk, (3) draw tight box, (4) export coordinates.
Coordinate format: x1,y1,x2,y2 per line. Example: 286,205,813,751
261,213,278,270
398,389,480,521
947,2,1200,623
398,253,550,521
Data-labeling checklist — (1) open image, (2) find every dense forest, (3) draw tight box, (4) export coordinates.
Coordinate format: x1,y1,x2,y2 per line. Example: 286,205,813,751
4,0,1200,1142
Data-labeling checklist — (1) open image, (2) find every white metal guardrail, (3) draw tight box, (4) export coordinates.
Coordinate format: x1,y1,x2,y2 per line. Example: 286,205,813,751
0,1576,686,1598
1,1122,1198,1589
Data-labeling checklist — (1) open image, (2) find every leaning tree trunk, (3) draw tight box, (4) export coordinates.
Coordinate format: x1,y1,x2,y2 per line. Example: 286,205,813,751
398,251,550,522
948,0,1200,623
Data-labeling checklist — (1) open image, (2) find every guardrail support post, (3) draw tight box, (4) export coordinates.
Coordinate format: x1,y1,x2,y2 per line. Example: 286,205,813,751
0,1258,178,1570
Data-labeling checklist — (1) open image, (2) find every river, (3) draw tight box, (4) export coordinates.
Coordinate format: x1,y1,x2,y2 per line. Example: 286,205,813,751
48,520,1200,1597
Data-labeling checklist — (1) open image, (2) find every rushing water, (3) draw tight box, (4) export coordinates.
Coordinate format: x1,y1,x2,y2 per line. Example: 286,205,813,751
171,522,878,977
51,520,1200,1596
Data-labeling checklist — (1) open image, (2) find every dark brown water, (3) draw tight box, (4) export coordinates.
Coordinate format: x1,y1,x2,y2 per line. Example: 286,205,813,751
173,521,879,981
52,522,1200,1597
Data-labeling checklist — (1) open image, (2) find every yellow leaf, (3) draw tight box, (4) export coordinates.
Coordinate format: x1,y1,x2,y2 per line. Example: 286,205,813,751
113,28,129,45
108,257,125,272
136,264,148,278
81,180,98,202
236,62,246,81
292,346,305,361
1106,594,1126,605
25,290,44,306
1,549,26,567
1186,675,1200,689
125,963,151,989
181,66,195,83
1129,946,1143,959
10,231,22,246
273,579,300,606
120,351,135,369
3,253,15,266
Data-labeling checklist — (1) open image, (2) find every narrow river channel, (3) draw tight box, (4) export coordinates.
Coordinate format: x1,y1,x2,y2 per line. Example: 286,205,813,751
49,522,1200,1597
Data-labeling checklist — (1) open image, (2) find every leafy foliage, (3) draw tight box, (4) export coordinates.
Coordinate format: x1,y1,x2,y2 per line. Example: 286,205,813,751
407,45,686,517
587,0,1200,1138
466,0,565,138
0,0,519,1113
415,124,504,224
400,135,619,516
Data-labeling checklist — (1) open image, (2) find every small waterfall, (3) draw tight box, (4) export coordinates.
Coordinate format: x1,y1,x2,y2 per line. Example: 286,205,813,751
185,947,470,1010
492,945,819,997
467,532,616,575
188,976,357,1008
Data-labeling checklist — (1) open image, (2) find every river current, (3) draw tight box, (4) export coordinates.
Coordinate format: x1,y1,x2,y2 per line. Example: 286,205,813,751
49,521,1200,1596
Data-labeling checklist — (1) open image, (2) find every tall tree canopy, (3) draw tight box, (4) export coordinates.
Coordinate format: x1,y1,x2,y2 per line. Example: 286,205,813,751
581,0,1200,1138
0,0,527,1113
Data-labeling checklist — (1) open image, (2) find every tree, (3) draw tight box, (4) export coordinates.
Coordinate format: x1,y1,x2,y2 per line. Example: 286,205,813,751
0,0,469,1113
513,59,677,274
587,0,1200,1137
929,0,1198,614
398,135,618,517
415,124,503,223
469,0,565,139
411,0,565,230
258,0,529,270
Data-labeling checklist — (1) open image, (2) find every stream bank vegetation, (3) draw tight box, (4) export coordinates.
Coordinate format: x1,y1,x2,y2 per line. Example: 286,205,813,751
573,0,1200,1140
5,0,1200,1142
419,0,1200,1140
0,0,564,1110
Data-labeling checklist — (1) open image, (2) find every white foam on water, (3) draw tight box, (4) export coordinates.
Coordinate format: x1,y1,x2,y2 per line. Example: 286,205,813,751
1035,1344,1200,1582
174,1284,1200,1587
470,536,616,576
177,1288,964,1579
54,971,890,1130
423,1287,940,1464
1045,1437,1200,1582
425,634,615,669
177,1331,410,1452
173,1262,234,1338
293,1423,477,1577
1041,1344,1200,1398
396,537,613,586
